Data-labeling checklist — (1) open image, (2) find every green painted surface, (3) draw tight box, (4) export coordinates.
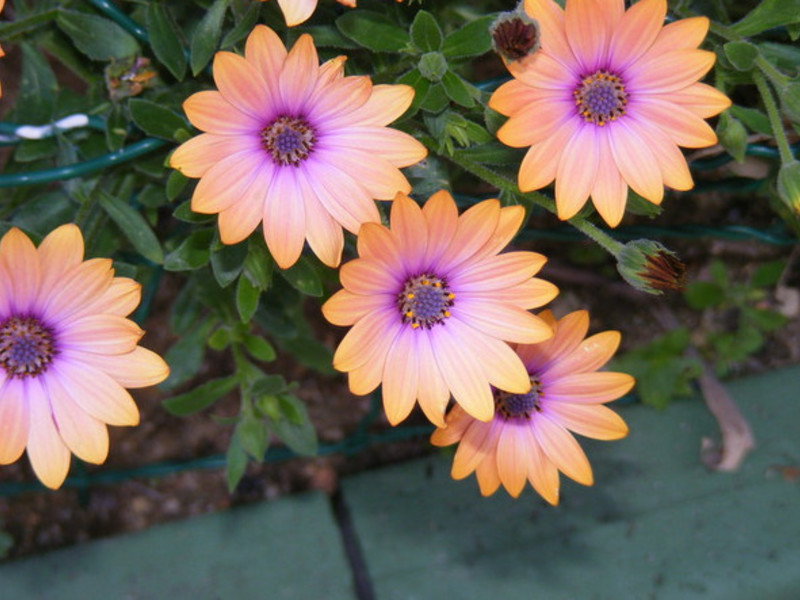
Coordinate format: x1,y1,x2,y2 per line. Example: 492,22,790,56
343,365,800,600
0,491,354,600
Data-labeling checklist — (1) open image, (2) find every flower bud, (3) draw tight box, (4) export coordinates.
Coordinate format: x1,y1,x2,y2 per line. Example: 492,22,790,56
490,4,540,65
617,240,687,294
777,160,800,216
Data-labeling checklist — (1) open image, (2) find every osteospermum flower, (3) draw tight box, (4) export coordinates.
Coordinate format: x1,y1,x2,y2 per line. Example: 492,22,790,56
322,191,559,427
489,0,731,226
170,25,426,269
431,310,633,504
0,225,169,489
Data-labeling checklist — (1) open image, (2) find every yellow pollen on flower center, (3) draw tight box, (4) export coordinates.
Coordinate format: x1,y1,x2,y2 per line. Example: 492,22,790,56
261,115,316,166
494,376,544,420
397,274,455,330
573,70,628,126
0,315,57,378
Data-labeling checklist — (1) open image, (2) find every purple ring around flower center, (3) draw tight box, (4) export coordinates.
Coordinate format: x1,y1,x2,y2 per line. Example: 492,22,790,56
494,376,544,420
0,314,58,378
397,273,455,330
261,115,317,166
573,70,628,126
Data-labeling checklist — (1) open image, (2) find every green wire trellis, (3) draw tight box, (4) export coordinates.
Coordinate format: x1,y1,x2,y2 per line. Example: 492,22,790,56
0,1,796,498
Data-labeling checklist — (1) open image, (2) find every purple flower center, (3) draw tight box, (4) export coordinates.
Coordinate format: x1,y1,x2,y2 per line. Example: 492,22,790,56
261,116,316,166
494,376,544,420
0,315,57,378
397,274,455,329
573,70,628,126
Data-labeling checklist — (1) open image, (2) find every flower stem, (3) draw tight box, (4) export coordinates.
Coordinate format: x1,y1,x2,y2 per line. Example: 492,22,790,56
753,70,794,165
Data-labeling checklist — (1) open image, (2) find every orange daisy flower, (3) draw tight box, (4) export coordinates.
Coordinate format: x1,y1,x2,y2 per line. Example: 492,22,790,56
322,191,559,427
171,25,426,269
0,225,169,489
431,310,633,504
489,0,731,226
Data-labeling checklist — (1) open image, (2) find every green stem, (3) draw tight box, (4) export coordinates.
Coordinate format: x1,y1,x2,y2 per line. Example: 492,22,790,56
423,135,626,257
0,9,59,41
755,54,790,93
753,70,794,165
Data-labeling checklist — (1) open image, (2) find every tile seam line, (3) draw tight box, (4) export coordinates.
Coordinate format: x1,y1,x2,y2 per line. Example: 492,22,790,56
331,488,377,600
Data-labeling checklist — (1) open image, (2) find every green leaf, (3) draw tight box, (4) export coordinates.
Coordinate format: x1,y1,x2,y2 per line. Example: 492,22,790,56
17,42,57,123
237,415,268,460
457,143,523,165
684,281,725,309
164,229,214,271
750,260,785,288
723,41,758,71
243,334,277,362
709,260,729,287
207,327,231,350
163,375,238,416
336,10,410,52
717,112,748,163
410,10,443,52
442,15,494,59
146,4,187,80
191,0,230,75
301,25,359,50
56,9,139,60
441,70,476,107
730,106,772,136
397,68,431,115
221,0,260,48
162,318,216,389
270,394,318,456
129,98,186,140
759,42,800,74
225,432,248,492
279,256,323,296
243,238,274,289
251,375,289,399
210,241,248,288
279,337,335,375
420,83,450,113
731,0,800,37
166,170,188,201
236,275,261,323
745,307,788,331
780,82,800,122
105,105,127,151
625,189,663,218
14,139,58,162
97,192,164,264
418,51,448,82
173,200,215,224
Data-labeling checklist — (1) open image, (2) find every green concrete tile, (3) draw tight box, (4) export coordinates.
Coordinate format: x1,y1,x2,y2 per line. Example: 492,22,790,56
0,491,354,600
342,365,800,599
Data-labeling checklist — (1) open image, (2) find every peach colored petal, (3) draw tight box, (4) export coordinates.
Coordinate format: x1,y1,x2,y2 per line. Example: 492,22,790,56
191,151,270,214
0,228,41,311
322,289,388,327
53,361,140,426
321,127,426,167
169,133,259,179
465,333,531,393
609,120,664,204
217,179,268,245
454,304,553,346
82,277,141,318
339,255,401,296
475,453,502,496
183,91,262,134
296,171,344,268
546,403,628,441
518,118,579,192
60,314,143,355
341,84,414,128
634,97,718,148
508,53,576,91
608,0,667,70
36,225,84,299
496,96,574,148
526,437,561,505
590,131,628,227
630,117,694,191
451,419,499,479
381,330,419,425
565,0,615,71
471,278,558,310
547,372,635,404
276,0,317,26
306,76,372,125
430,405,471,447
519,310,588,373
421,190,459,266
555,125,601,220
470,205,525,262
415,330,450,428
69,346,169,388
644,16,709,55
534,414,593,485
453,251,546,290
629,49,716,94
435,200,500,273
0,378,28,464
26,378,71,489
543,330,621,380
347,328,397,396
244,24,287,98
496,424,530,497
263,169,306,269
671,82,732,118
279,34,319,107
488,79,540,116
47,374,109,464
333,150,411,200
432,325,494,422
40,259,114,324
309,161,380,233
333,306,399,372
213,51,273,120
522,0,579,71
355,219,405,275
389,194,428,274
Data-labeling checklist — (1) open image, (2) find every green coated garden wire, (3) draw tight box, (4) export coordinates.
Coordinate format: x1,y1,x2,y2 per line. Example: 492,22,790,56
85,0,149,43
